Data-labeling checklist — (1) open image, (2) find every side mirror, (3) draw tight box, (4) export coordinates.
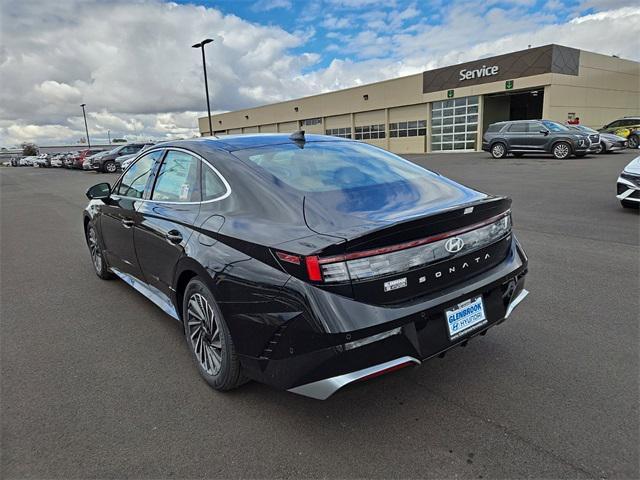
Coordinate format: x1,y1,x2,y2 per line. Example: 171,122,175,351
86,182,111,200
539,129,549,135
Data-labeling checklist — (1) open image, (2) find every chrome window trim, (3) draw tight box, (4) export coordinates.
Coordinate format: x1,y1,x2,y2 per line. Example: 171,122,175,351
112,146,231,205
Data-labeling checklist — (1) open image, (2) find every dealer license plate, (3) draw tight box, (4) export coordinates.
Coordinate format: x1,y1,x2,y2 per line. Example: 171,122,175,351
445,296,487,340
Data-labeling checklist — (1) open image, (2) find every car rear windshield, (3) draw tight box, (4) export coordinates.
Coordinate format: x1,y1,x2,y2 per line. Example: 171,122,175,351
232,142,429,193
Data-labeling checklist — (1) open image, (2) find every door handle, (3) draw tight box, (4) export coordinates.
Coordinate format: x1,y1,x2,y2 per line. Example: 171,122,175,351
166,230,183,244
121,218,134,228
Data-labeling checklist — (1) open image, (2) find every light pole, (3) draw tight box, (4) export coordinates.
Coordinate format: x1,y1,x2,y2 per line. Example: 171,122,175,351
108,130,111,144
80,103,91,149
192,38,214,136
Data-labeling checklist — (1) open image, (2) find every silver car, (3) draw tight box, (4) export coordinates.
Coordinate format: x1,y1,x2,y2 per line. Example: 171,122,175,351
567,124,628,153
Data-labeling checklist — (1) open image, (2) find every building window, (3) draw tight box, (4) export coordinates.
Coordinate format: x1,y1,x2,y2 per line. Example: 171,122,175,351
431,96,478,151
354,124,385,140
389,120,427,138
301,117,322,126
325,127,352,138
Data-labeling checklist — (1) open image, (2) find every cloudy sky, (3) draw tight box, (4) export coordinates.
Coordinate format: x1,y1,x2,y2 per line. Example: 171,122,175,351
1,0,639,147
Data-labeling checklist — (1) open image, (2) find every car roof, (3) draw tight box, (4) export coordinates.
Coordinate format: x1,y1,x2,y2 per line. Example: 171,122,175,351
153,133,351,153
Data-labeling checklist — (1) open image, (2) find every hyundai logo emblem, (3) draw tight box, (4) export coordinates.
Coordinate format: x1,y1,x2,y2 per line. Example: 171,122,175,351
444,237,464,253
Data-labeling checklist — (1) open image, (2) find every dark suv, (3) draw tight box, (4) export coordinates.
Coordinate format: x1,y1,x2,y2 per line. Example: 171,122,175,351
90,143,153,173
482,120,591,159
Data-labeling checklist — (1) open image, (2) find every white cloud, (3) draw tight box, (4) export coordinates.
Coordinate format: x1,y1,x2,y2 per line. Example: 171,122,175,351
0,0,312,145
251,0,292,11
321,15,352,30
0,0,638,147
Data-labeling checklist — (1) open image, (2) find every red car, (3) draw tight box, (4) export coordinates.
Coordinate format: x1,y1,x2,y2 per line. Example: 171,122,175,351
70,149,106,169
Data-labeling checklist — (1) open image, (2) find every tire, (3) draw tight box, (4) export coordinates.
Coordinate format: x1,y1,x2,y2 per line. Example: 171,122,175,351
513,153,524,158
86,224,114,280
103,160,117,173
183,278,246,391
621,200,639,209
490,142,507,159
552,142,571,159
628,134,639,149
595,142,605,154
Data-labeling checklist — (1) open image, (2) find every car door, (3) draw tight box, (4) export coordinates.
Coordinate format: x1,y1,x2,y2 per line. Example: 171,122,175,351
100,149,163,278
504,122,529,150
526,121,550,150
134,149,203,297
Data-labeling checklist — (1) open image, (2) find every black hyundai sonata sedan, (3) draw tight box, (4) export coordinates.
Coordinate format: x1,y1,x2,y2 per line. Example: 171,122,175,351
83,132,529,399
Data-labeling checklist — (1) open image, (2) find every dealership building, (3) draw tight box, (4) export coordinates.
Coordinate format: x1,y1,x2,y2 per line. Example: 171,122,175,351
198,44,640,154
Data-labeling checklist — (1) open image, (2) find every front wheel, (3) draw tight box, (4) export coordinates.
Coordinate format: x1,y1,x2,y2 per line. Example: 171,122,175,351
595,142,605,154
491,142,507,159
552,142,571,159
183,278,247,391
628,134,639,149
103,161,117,173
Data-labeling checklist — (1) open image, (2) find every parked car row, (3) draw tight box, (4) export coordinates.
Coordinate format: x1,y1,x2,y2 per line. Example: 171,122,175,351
9,143,155,173
83,143,154,173
482,118,634,159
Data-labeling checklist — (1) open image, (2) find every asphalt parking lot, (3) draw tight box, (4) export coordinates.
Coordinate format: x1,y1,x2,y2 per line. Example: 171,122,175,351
1,150,638,479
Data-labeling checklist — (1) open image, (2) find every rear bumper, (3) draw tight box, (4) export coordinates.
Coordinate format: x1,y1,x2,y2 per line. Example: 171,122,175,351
239,236,529,399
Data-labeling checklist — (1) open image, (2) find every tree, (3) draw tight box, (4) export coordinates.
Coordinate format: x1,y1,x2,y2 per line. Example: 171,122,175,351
21,143,38,156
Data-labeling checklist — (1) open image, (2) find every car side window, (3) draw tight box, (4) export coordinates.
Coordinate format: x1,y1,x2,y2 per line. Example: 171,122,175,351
608,120,621,128
508,122,527,133
151,150,201,202
529,122,545,132
116,150,162,198
202,163,228,201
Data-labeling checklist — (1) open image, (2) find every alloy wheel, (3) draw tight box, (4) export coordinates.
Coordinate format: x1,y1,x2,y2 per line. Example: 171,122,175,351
88,226,103,273
628,135,639,149
105,162,117,173
595,142,604,154
186,293,223,376
491,143,505,158
553,143,570,159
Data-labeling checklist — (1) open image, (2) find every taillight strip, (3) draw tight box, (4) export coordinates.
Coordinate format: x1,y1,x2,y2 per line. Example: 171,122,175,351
318,210,510,265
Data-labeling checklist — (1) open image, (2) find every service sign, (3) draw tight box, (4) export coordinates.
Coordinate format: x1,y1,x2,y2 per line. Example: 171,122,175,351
459,65,499,81
422,45,580,94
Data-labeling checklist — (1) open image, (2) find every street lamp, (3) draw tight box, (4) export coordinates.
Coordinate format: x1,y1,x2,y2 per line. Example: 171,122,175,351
80,103,91,149
108,130,111,144
192,38,214,136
